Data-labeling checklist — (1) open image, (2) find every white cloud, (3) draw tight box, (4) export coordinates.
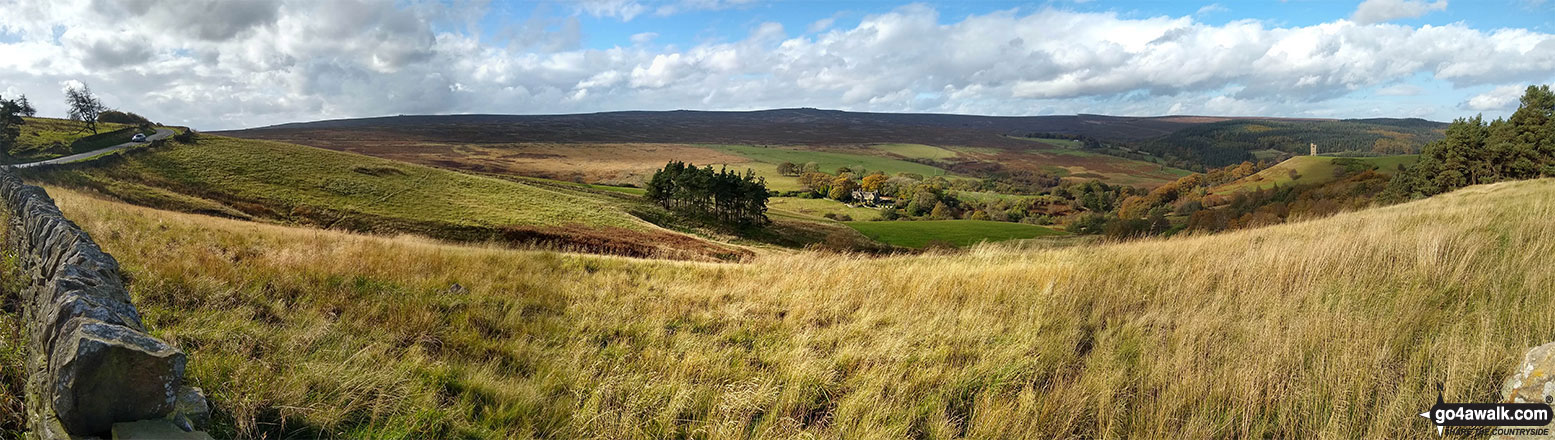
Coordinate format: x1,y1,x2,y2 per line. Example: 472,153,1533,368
1352,0,1448,24
808,17,836,33
1196,4,1229,16
576,0,648,21
630,32,659,45
1464,85,1527,110
654,0,758,17
1376,84,1424,96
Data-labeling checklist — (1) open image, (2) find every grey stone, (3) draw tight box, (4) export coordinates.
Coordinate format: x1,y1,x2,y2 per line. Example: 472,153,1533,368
49,318,186,436
174,386,211,431
1492,342,1555,439
111,419,213,440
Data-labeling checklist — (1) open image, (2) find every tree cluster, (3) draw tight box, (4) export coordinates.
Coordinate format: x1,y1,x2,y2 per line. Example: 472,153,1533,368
99,110,153,127
0,95,28,160
776,161,821,176
1186,171,1389,233
645,161,770,225
1385,85,1555,200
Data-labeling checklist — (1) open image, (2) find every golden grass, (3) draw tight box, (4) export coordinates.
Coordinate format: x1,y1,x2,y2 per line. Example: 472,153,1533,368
42,178,1555,438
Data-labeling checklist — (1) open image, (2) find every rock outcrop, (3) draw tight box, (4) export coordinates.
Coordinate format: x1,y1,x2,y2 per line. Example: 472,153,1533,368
1494,342,1555,439
0,170,207,438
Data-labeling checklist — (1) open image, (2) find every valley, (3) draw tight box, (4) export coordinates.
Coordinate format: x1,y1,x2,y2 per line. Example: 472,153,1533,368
1,3,1550,439
38,173,1555,438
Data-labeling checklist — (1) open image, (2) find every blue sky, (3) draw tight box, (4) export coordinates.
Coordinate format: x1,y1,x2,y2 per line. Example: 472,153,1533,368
499,0,1555,50
0,0,1551,129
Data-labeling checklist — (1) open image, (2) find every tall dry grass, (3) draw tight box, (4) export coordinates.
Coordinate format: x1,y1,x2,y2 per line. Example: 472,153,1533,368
41,178,1555,439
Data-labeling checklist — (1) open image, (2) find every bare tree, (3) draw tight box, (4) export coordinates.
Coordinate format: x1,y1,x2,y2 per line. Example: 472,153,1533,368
17,94,34,117
65,85,105,134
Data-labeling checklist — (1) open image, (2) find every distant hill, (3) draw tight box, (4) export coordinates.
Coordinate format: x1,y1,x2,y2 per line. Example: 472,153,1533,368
1138,118,1447,168
219,109,1446,176
220,109,1335,147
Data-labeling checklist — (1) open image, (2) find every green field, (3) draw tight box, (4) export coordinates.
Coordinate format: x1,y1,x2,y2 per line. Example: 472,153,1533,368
845,219,1066,248
1010,136,1083,149
768,197,881,221
709,144,949,179
868,143,960,160
1213,155,1420,194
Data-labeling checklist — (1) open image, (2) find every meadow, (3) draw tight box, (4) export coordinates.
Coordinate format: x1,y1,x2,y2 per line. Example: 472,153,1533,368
36,176,1555,438
767,197,883,222
844,220,1066,248
867,143,961,160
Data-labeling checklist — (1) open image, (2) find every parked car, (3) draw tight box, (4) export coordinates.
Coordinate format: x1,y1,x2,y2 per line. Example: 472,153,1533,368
131,133,147,142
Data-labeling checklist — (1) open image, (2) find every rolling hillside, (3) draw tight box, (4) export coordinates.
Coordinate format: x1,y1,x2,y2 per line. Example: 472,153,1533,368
37,176,1555,438
1140,119,1445,168
218,109,1226,145
216,110,1202,188
17,135,746,260
1211,155,1419,195
7,117,150,163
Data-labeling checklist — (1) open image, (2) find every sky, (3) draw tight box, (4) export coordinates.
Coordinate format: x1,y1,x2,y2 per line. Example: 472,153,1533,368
0,0,1552,130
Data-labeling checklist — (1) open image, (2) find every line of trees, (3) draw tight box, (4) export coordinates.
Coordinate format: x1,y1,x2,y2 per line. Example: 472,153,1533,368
1385,85,1555,200
645,161,770,225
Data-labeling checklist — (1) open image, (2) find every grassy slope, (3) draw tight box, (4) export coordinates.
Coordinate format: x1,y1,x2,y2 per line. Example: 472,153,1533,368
49,135,645,229
1212,155,1420,194
845,220,1066,248
23,135,761,261
40,178,1555,438
10,117,138,162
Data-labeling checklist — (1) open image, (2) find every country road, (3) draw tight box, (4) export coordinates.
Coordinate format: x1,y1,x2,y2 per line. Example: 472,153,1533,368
8,127,175,169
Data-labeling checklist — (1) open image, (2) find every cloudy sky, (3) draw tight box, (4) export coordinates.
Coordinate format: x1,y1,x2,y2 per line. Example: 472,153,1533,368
1,0,1552,130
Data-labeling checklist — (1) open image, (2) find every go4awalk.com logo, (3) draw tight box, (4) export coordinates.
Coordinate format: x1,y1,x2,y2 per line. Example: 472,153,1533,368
1420,389,1553,437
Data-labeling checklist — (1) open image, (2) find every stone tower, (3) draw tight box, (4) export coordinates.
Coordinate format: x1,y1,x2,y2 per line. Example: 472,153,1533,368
1310,143,1317,156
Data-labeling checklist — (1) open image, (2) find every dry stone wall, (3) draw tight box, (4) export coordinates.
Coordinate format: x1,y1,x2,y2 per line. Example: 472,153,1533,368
0,170,207,438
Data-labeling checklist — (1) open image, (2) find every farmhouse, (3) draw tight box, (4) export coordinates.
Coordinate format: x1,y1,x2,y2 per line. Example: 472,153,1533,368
850,189,892,207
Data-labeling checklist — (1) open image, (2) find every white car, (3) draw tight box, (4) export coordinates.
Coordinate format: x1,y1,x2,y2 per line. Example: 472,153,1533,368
131,133,147,142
